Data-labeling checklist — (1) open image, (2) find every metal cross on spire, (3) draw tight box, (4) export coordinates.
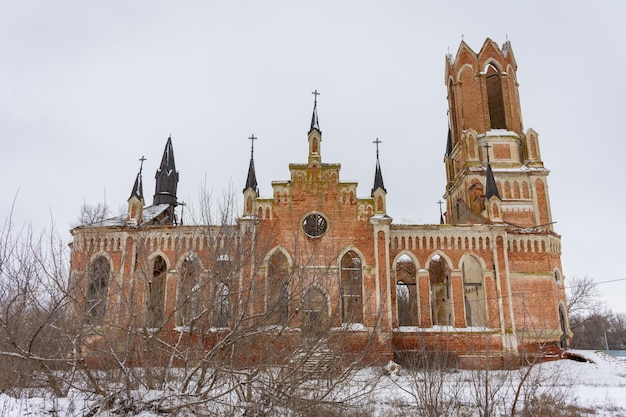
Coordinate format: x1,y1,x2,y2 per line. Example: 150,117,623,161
312,89,320,105
248,134,257,156
373,138,382,158
483,142,492,164
138,156,146,174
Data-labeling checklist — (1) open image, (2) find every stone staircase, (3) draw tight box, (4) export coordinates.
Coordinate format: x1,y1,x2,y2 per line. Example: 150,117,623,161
290,339,338,377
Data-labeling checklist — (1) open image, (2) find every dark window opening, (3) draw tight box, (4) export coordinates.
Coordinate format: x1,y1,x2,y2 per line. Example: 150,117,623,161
87,257,110,324
486,64,506,129
341,250,363,324
267,251,290,325
147,256,167,328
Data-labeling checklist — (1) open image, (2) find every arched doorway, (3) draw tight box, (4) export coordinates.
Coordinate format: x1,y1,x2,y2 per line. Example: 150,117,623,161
303,287,329,338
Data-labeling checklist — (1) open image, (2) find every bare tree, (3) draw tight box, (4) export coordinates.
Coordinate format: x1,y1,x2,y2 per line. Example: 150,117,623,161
0,215,72,397
566,276,602,322
56,186,385,415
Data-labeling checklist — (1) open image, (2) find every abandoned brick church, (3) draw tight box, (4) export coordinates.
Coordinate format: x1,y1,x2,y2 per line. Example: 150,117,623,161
69,39,570,367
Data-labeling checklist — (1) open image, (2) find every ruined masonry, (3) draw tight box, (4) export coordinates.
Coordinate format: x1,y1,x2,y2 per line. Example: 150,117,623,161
69,39,570,367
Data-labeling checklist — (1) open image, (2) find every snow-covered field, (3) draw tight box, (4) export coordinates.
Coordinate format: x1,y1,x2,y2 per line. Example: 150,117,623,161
0,350,624,416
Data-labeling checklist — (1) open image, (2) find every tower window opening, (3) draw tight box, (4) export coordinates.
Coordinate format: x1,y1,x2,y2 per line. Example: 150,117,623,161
486,64,506,129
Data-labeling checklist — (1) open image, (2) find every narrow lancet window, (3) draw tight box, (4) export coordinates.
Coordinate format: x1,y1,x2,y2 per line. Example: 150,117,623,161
396,254,418,327
462,256,486,327
147,256,167,328
177,256,200,327
341,250,363,323
87,257,110,323
267,251,290,325
486,64,506,129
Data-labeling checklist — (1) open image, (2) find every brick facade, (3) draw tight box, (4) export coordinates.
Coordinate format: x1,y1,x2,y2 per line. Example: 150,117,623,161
69,39,570,368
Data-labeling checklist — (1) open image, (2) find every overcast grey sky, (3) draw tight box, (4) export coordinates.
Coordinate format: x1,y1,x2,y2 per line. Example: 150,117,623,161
2,1,625,313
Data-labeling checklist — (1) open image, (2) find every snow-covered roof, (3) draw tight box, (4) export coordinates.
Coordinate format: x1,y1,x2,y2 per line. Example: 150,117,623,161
79,204,170,228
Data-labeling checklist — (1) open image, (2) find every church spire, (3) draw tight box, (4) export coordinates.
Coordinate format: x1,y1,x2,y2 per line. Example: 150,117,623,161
153,136,179,206
309,89,321,134
445,126,452,157
308,90,322,166
243,134,258,193
371,138,387,215
483,143,500,200
130,173,143,201
484,162,501,200
371,138,386,196
129,155,145,201
127,156,146,226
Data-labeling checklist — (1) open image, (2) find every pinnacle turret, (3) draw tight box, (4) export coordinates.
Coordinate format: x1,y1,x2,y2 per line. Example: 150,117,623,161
371,138,386,196
243,134,258,193
485,162,501,200
129,172,143,201
153,136,179,206
309,89,321,134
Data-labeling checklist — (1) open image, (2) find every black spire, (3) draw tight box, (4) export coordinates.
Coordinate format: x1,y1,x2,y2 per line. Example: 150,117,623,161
244,134,258,193
445,126,453,157
485,162,501,200
371,138,386,196
129,172,143,200
483,142,500,200
153,136,179,205
129,155,145,201
309,89,321,134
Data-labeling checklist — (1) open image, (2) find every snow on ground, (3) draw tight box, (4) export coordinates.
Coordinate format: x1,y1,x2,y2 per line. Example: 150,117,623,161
0,351,624,416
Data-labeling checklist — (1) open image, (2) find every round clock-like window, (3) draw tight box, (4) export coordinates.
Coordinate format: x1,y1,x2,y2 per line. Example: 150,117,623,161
302,213,328,238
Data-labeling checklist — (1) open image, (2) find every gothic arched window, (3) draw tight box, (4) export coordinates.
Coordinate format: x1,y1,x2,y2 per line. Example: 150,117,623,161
176,256,200,327
486,64,506,129
267,251,290,325
428,254,453,326
448,79,459,146
462,256,486,327
147,256,167,328
340,250,363,324
395,254,417,327
213,282,230,328
87,256,110,323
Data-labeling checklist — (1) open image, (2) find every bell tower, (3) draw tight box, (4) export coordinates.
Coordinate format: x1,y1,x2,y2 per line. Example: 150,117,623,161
443,39,553,230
